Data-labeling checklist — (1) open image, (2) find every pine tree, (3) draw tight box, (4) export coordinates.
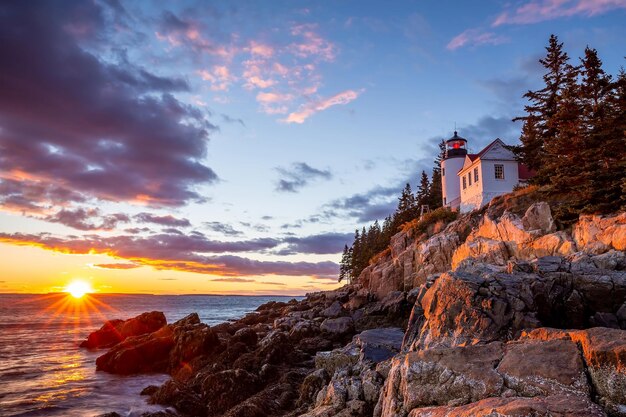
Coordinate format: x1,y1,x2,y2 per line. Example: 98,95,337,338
425,140,445,209
515,35,575,185
339,244,350,283
578,48,622,213
613,69,626,209
542,61,583,220
416,170,430,208
396,183,417,225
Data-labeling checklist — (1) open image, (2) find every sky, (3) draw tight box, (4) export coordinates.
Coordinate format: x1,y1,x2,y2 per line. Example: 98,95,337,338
0,0,625,295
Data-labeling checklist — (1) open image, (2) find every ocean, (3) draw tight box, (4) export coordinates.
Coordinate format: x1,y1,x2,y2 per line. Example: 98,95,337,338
0,293,298,417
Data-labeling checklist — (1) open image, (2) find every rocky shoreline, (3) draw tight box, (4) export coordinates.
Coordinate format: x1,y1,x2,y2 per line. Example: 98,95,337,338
87,201,626,417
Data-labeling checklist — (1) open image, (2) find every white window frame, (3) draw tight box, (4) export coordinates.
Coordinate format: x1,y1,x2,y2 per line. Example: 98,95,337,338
494,164,504,180
462,176,466,190
474,167,479,182
468,172,472,186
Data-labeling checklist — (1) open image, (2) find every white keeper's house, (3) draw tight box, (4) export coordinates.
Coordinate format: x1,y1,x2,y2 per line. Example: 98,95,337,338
440,131,533,213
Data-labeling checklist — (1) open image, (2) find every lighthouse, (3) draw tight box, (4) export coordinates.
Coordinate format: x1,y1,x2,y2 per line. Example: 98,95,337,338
441,131,467,210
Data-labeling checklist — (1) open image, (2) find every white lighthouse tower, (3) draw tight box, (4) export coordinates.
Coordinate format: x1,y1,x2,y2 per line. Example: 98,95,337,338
441,131,468,210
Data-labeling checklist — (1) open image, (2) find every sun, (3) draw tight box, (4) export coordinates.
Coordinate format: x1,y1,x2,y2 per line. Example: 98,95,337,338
64,280,93,299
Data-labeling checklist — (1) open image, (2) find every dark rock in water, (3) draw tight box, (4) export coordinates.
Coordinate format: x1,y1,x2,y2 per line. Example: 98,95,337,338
80,311,166,349
141,385,160,396
95,413,121,417
96,313,221,375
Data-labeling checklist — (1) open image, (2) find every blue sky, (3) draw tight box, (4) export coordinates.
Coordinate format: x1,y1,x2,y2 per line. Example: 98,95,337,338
0,0,625,294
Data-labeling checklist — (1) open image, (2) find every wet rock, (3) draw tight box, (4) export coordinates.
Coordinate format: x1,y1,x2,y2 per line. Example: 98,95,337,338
80,311,166,349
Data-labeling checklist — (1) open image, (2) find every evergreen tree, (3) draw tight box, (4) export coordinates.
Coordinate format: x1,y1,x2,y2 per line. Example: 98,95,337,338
578,49,622,213
396,183,417,225
425,140,445,209
542,61,583,220
613,69,626,209
416,170,430,208
339,244,350,283
515,35,576,185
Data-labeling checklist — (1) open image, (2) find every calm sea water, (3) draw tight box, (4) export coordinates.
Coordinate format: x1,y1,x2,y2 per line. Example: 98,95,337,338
0,293,298,417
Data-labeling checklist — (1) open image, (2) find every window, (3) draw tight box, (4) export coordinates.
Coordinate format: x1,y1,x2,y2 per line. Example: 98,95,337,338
494,164,504,180
462,176,466,190
443,197,446,205
474,167,479,182
468,172,472,186
442,168,445,176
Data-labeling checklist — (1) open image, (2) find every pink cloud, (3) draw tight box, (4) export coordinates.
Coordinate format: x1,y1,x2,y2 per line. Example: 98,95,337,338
197,65,236,91
493,0,626,26
256,92,294,103
247,41,274,58
283,90,362,124
289,24,336,61
447,29,509,50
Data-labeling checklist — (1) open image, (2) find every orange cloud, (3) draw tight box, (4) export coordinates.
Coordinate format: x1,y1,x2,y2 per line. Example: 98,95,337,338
283,89,362,124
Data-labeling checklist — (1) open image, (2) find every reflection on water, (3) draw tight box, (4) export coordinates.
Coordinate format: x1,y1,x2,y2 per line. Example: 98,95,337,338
0,293,296,417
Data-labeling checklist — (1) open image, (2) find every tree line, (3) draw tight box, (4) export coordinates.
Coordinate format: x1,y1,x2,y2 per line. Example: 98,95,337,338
338,142,445,283
514,35,626,222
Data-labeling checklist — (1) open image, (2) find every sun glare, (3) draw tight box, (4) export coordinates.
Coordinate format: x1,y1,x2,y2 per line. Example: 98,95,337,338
65,280,93,299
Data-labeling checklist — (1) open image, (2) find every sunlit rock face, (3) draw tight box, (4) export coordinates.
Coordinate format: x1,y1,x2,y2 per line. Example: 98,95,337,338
80,311,166,349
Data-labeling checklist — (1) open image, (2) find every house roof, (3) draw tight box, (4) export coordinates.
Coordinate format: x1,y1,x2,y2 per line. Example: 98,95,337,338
518,163,535,180
457,138,510,175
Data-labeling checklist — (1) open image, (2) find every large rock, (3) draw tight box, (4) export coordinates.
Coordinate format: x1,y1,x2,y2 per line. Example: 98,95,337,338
80,311,166,349
407,395,606,417
573,212,626,254
405,259,626,351
524,327,626,415
96,313,221,375
377,337,597,417
378,343,505,415
320,317,354,337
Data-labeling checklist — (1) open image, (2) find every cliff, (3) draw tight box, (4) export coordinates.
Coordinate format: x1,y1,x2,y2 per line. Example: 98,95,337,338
91,199,626,417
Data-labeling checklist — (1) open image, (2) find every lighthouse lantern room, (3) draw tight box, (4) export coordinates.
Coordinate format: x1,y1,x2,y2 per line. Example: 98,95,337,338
441,131,467,210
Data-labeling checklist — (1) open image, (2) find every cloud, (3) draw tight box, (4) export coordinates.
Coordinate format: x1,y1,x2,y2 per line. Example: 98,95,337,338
260,281,286,286
283,90,362,123
0,2,218,214
211,277,255,283
275,162,332,193
203,221,244,236
135,213,191,227
221,114,245,127
0,232,339,278
93,262,141,269
45,208,130,231
281,232,353,255
197,65,236,91
289,23,336,61
492,0,626,26
447,29,509,50
324,185,402,223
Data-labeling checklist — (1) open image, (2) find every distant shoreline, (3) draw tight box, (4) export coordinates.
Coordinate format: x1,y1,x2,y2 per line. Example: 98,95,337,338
0,292,306,297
